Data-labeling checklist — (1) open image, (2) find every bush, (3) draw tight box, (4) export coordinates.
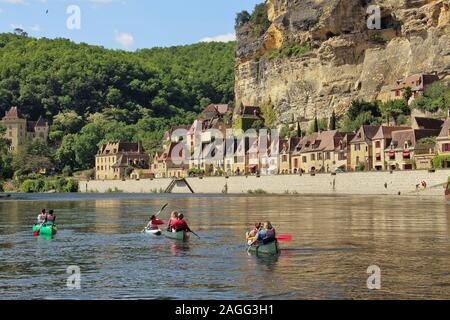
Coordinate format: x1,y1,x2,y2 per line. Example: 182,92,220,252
65,179,79,192
62,166,73,177
433,155,450,169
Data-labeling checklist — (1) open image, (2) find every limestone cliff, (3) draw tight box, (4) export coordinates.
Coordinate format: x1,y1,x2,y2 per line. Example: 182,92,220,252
235,0,450,124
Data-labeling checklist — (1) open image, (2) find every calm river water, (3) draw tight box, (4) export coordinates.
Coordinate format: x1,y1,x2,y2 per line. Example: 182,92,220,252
0,193,450,300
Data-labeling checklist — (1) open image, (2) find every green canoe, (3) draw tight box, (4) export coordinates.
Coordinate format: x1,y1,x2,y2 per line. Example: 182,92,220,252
32,222,57,236
162,230,190,242
247,240,280,256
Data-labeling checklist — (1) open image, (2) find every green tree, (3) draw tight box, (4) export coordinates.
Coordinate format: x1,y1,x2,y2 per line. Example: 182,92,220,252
329,110,337,130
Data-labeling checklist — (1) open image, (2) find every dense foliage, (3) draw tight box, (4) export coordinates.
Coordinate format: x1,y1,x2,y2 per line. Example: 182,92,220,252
0,33,236,174
235,3,270,37
411,80,450,113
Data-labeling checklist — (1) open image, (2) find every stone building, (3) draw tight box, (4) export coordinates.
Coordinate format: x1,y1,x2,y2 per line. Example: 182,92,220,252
385,129,440,171
1,106,49,152
95,141,149,180
349,126,380,171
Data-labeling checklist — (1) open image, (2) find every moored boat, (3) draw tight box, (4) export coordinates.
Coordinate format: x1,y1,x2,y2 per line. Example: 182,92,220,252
247,240,280,256
162,230,190,242
144,228,162,236
32,222,57,236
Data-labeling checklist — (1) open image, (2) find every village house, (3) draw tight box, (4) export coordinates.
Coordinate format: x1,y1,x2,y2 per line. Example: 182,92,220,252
436,117,450,168
236,105,264,131
297,131,346,174
95,141,149,180
349,126,380,171
371,126,411,171
260,137,279,176
154,142,189,179
391,73,440,102
335,132,356,171
233,137,249,175
278,139,292,174
201,104,230,120
1,106,49,152
385,129,440,171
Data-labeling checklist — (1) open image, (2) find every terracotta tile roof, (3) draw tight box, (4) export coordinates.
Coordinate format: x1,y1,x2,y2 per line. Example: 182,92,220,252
438,118,450,139
99,141,145,155
388,129,440,150
372,126,411,140
3,107,18,119
350,125,380,144
202,104,230,119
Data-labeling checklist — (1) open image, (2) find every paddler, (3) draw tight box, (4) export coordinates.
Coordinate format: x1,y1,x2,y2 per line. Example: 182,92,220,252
37,209,47,224
146,215,165,230
246,223,262,245
46,210,56,224
172,214,191,233
167,211,179,231
251,221,276,245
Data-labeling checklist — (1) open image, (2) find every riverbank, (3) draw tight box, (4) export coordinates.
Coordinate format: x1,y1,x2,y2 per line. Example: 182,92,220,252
79,169,450,198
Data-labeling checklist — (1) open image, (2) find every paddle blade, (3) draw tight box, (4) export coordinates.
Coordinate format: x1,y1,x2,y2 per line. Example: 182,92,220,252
276,235,292,242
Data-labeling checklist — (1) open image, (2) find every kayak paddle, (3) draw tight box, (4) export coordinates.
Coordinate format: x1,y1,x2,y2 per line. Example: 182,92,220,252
189,230,201,239
276,234,292,242
142,203,169,233
33,223,44,236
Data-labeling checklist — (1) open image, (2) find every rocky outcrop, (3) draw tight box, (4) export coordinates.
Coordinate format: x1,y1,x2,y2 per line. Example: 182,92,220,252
235,0,450,124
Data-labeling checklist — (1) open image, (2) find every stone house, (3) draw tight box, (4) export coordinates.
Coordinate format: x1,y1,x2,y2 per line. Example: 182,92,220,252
436,117,450,168
1,106,49,152
95,141,149,180
385,129,440,171
371,126,411,171
391,73,440,102
349,126,380,171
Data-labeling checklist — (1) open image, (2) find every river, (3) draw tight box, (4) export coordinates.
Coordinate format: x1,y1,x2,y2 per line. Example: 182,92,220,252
0,193,449,300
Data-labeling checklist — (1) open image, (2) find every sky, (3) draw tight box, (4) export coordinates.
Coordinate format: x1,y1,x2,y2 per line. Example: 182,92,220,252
0,0,261,50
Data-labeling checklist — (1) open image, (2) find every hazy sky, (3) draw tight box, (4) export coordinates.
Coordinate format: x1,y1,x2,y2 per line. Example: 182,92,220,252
0,0,261,50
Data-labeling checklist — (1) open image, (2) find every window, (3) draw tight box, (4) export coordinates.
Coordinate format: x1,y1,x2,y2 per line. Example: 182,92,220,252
395,90,401,97
375,141,381,148
311,154,316,161
325,152,331,160
355,144,361,151
442,144,450,152
282,155,288,162
318,153,322,161
294,159,299,167
302,156,307,163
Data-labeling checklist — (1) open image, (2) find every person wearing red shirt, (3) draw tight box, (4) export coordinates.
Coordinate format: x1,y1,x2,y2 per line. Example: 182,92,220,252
172,214,191,232
146,215,165,230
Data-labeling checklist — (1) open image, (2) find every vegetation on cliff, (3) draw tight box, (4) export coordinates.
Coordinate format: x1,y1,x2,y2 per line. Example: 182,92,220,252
235,3,270,37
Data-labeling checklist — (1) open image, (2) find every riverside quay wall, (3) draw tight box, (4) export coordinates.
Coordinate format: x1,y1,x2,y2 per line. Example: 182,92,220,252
79,170,450,197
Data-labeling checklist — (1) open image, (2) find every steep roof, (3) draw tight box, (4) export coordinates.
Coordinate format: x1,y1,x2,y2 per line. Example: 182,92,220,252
438,118,450,140
3,107,19,119
372,126,411,140
202,104,229,119
98,141,145,155
350,125,380,144
413,117,444,130
389,129,440,150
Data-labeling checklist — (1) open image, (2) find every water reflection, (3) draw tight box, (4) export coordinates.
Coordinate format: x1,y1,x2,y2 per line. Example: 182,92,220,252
0,193,449,299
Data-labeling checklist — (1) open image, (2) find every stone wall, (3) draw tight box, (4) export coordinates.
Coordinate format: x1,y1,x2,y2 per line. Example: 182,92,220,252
80,169,450,197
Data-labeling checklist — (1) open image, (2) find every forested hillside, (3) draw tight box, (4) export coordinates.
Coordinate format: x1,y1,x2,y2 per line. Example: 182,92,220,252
0,33,235,176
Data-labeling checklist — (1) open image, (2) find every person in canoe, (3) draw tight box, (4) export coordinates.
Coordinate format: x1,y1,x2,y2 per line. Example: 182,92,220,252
251,221,276,245
46,210,56,224
172,214,191,233
167,211,179,231
146,215,165,230
37,209,47,224
246,223,262,245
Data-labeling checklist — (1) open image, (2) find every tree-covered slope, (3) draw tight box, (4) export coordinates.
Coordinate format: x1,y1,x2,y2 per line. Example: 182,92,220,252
0,33,235,121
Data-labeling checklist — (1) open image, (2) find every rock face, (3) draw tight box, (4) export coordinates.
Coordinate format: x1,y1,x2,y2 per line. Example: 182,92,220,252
235,0,450,124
